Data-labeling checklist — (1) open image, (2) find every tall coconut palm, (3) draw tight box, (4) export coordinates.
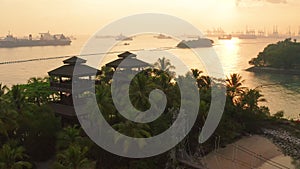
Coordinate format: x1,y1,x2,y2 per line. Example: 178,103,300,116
113,120,151,138
113,120,151,153
153,69,173,90
191,69,203,79
0,108,18,139
226,74,244,92
190,69,211,89
0,142,32,169
100,66,114,84
57,125,82,150
226,73,245,103
198,75,211,89
0,83,8,97
129,73,157,111
0,84,18,139
95,83,116,123
154,57,176,77
241,89,266,113
54,145,92,169
0,83,9,106
0,84,17,138
8,85,26,113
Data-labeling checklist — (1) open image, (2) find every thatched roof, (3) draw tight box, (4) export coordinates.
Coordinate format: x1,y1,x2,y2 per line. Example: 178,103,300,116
63,56,86,64
48,56,101,77
106,51,150,69
117,51,137,58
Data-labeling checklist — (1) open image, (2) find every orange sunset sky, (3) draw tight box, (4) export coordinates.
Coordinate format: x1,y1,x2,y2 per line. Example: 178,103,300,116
0,0,300,36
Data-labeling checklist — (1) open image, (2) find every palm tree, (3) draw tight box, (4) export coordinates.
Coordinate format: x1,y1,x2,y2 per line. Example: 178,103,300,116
198,75,211,89
190,69,211,89
191,69,203,79
27,77,45,106
0,83,8,97
241,89,266,113
129,73,157,111
100,66,114,84
0,84,18,139
8,85,26,113
25,77,54,106
0,83,9,106
226,74,244,93
226,73,245,104
0,108,18,139
0,142,32,169
113,120,151,153
54,145,92,169
154,57,175,77
57,125,82,150
113,120,151,138
95,83,116,123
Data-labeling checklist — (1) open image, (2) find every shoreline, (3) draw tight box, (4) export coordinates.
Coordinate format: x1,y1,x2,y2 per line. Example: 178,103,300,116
263,128,300,160
246,66,300,75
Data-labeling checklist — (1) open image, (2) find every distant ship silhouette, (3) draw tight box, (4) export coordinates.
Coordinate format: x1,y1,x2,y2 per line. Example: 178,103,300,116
0,31,71,48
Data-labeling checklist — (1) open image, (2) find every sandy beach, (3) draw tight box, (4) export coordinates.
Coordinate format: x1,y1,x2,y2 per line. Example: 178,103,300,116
203,135,293,169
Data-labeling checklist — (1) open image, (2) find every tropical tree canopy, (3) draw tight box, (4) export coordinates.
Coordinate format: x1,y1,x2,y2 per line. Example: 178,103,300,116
0,142,32,169
249,38,300,69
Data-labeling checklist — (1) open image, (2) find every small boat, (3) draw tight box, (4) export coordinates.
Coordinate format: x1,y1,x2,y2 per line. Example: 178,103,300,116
176,37,213,48
218,35,232,40
154,34,172,39
115,34,133,41
69,36,77,40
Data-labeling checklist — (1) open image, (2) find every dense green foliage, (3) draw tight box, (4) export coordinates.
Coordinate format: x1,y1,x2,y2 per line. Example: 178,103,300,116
0,141,32,169
249,38,300,69
0,58,277,168
0,78,61,167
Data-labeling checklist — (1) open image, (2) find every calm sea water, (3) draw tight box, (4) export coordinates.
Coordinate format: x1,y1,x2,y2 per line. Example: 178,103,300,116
0,35,299,119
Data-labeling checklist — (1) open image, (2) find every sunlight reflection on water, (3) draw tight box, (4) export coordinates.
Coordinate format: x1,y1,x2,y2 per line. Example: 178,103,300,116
0,35,299,118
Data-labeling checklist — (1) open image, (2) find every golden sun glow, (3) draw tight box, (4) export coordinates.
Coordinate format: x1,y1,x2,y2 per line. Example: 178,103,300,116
0,0,300,35
214,1,236,17
220,38,239,50
217,38,240,75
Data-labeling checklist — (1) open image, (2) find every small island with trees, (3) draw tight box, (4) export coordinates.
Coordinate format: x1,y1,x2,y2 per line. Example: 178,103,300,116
248,38,300,75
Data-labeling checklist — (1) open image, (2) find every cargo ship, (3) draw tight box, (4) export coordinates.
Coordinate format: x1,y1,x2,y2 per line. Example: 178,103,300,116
0,32,71,48
238,34,257,39
237,29,257,39
154,34,172,39
218,34,232,40
115,33,133,41
177,37,213,48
